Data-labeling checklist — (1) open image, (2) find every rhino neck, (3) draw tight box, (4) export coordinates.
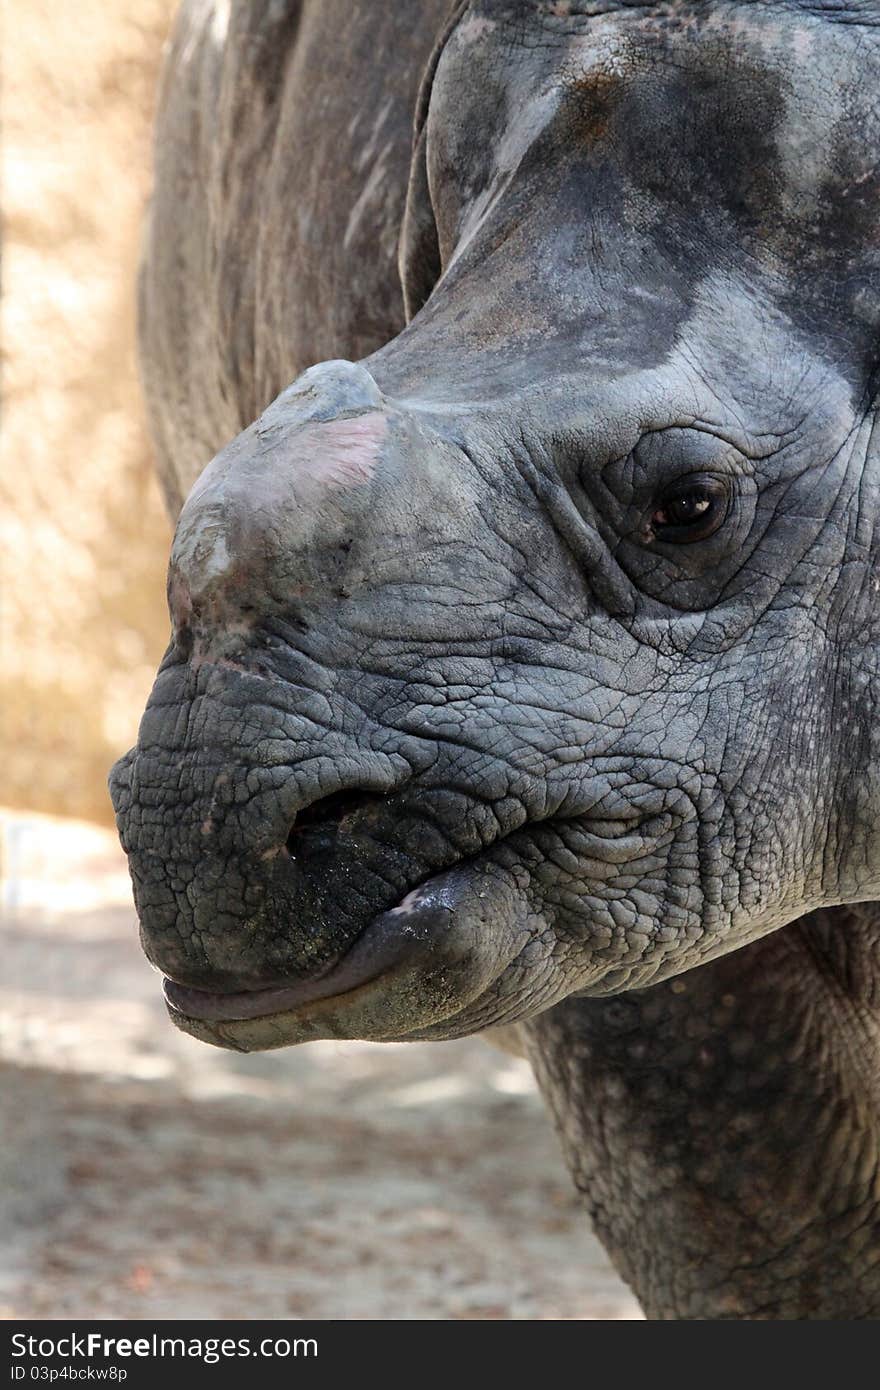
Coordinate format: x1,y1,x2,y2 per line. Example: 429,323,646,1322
524,900,880,1319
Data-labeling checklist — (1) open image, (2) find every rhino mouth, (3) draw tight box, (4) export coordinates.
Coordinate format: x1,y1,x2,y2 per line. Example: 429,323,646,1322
159,805,671,1052
160,856,529,1050
161,883,441,1024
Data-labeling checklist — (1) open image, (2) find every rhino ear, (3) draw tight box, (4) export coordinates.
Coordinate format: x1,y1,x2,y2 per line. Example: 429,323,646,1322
398,122,441,321
398,0,469,320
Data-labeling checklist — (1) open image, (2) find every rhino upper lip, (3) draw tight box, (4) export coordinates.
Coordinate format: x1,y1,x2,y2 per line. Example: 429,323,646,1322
160,808,662,1024
162,861,470,1025
162,859,474,1024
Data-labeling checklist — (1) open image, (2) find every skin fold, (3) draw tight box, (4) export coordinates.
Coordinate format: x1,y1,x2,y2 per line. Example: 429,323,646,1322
111,0,880,1316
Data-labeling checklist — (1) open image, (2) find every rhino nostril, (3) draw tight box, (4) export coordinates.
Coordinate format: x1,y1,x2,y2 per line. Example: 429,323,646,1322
287,788,390,850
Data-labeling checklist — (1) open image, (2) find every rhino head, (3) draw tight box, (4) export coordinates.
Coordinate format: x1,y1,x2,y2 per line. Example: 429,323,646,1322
110,0,880,1053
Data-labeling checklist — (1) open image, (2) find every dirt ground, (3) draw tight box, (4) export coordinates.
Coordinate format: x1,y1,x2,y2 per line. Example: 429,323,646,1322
0,810,641,1321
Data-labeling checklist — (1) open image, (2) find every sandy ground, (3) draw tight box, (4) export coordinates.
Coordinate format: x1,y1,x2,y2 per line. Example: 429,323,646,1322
0,811,640,1321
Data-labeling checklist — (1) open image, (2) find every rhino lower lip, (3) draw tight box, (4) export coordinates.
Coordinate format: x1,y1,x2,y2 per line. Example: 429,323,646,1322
162,913,409,1022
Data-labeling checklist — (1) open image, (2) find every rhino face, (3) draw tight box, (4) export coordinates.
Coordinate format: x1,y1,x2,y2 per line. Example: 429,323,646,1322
110,0,880,1051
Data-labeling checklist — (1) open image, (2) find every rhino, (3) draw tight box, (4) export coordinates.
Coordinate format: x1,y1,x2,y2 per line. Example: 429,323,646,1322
110,0,880,1319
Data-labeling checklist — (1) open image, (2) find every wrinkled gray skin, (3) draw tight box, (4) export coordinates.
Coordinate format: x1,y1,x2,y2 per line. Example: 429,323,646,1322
111,0,880,1317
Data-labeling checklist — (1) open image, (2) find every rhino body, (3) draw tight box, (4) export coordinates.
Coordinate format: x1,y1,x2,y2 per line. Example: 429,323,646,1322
112,0,880,1318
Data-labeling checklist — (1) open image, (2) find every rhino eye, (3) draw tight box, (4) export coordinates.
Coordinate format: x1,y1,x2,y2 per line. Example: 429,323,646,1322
645,473,730,544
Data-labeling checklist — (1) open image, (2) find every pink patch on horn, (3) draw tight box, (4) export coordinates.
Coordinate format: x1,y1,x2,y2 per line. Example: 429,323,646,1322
294,412,388,489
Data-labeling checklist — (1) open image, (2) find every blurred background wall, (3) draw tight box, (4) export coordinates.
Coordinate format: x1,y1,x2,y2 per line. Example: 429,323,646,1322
2,1,177,825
